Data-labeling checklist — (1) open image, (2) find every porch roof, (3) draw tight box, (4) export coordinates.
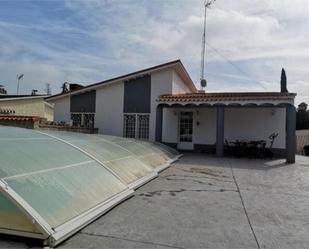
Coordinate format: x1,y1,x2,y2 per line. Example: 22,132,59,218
157,92,296,106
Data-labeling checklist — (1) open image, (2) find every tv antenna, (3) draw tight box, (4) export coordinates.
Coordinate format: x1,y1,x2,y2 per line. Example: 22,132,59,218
200,0,216,91
45,83,52,95
16,74,24,95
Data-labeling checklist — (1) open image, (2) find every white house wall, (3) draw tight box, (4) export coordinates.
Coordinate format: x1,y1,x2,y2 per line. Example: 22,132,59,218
53,97,70,123
172,70,191,94
162,108,216,145
50,67,193,139
44,102,54,121
162,107,286,149
225,108,286,149
95,82,124,136
162,108,178,143
149,69,173,141
194,108,217,145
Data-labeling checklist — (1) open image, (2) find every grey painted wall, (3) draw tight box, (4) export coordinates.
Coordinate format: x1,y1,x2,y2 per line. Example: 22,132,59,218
70,90,96,112
123,75,151,113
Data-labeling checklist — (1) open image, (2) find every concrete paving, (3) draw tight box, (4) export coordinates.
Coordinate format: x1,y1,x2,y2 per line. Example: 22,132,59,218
1,154,309,249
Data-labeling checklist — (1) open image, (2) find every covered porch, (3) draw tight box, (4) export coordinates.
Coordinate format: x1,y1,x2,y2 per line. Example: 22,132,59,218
155,92,297,164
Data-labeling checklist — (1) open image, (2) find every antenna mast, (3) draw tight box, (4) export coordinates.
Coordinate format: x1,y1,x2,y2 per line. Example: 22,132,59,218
200,0,216,91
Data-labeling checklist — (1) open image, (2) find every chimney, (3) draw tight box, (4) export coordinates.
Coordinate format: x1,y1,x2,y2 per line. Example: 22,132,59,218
280,68,288,93
69,83,84,91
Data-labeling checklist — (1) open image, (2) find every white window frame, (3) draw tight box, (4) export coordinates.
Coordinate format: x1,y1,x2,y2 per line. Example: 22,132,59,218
123,113,150,140
179,111,193,143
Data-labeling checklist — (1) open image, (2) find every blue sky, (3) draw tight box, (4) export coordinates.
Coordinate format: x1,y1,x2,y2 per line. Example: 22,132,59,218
0,0,308,104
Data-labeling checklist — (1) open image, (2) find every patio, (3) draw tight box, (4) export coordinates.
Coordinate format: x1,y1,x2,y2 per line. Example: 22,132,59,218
1,153,309,249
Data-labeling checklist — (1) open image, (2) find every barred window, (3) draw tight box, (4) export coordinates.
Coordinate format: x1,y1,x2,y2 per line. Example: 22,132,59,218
71,113,95,128
84,113,95,128
138,114,149,139
123,114,149,140
123,114,136,138
71,113,82,127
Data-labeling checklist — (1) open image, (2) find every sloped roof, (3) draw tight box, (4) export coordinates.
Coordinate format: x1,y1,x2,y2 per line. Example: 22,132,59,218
0,95,48,101
46,59,196,101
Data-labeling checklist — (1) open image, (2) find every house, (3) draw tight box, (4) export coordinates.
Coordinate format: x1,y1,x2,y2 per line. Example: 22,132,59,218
46,59,296,163
0,95,54,121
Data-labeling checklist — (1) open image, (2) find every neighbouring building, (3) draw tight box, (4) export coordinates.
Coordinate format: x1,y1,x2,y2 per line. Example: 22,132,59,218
0,95,54,121
46,60,297,163
0,85,7,95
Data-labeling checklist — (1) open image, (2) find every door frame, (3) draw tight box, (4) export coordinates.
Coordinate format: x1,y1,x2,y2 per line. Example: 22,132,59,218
177,111,194,150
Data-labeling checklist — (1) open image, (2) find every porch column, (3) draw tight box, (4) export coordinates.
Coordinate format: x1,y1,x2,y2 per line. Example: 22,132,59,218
286,105,296,164
155,105,163,142
216,106,225,157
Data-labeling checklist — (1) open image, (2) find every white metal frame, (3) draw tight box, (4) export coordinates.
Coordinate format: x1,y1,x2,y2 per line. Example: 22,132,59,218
155,155,182,173
177,111,194,150
70,112,95,128
0,168,134,247
96,135,178,188
137,114,150,139
36,130,127,185
0,179,52,239
123,113,137,138
50,189,133,247
0,130,181,247
123,113,150,140
127,172,157,189
120,139,183,174
178,111,194,143
95,136,156,189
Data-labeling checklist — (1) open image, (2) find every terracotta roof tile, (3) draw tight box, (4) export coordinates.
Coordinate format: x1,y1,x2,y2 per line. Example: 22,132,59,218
0,115,41,122
158,92,296,102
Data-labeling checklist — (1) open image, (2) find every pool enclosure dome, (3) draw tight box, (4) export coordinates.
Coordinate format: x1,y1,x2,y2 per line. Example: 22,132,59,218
0,126,180,247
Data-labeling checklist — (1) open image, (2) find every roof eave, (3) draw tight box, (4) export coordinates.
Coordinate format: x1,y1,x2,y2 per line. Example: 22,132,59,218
157,92,296,104
174,62,197,93
46,60,191,102
0,95,48,102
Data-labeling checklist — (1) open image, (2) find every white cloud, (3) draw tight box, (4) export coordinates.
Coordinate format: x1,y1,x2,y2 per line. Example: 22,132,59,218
0,0,308,105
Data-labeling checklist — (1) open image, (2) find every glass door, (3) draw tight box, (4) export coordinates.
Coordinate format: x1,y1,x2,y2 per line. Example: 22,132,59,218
178,111,194,150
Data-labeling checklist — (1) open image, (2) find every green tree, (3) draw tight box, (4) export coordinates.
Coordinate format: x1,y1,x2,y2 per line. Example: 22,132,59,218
297,102,309,130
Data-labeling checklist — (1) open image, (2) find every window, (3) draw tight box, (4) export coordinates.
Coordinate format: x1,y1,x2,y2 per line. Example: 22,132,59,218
123,114,136,138
138,114,149,139
71,113,82,127
71,113,95,128
124,114,149,139
84,113,95,128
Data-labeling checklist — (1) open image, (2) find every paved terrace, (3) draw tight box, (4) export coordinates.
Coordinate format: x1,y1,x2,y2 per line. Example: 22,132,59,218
1,154,309,249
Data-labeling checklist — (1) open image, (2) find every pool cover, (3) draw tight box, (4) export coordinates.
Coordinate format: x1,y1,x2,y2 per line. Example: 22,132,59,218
0,126,180,246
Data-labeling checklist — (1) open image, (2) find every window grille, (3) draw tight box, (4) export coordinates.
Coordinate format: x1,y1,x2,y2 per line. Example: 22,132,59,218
71,113,95,128
123,114,136,138
123,114,149,139
138,114,149,139
84,113,95,128
71,113,82,127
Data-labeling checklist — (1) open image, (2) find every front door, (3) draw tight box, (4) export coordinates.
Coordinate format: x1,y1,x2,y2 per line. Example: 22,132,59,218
178,111,194,150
